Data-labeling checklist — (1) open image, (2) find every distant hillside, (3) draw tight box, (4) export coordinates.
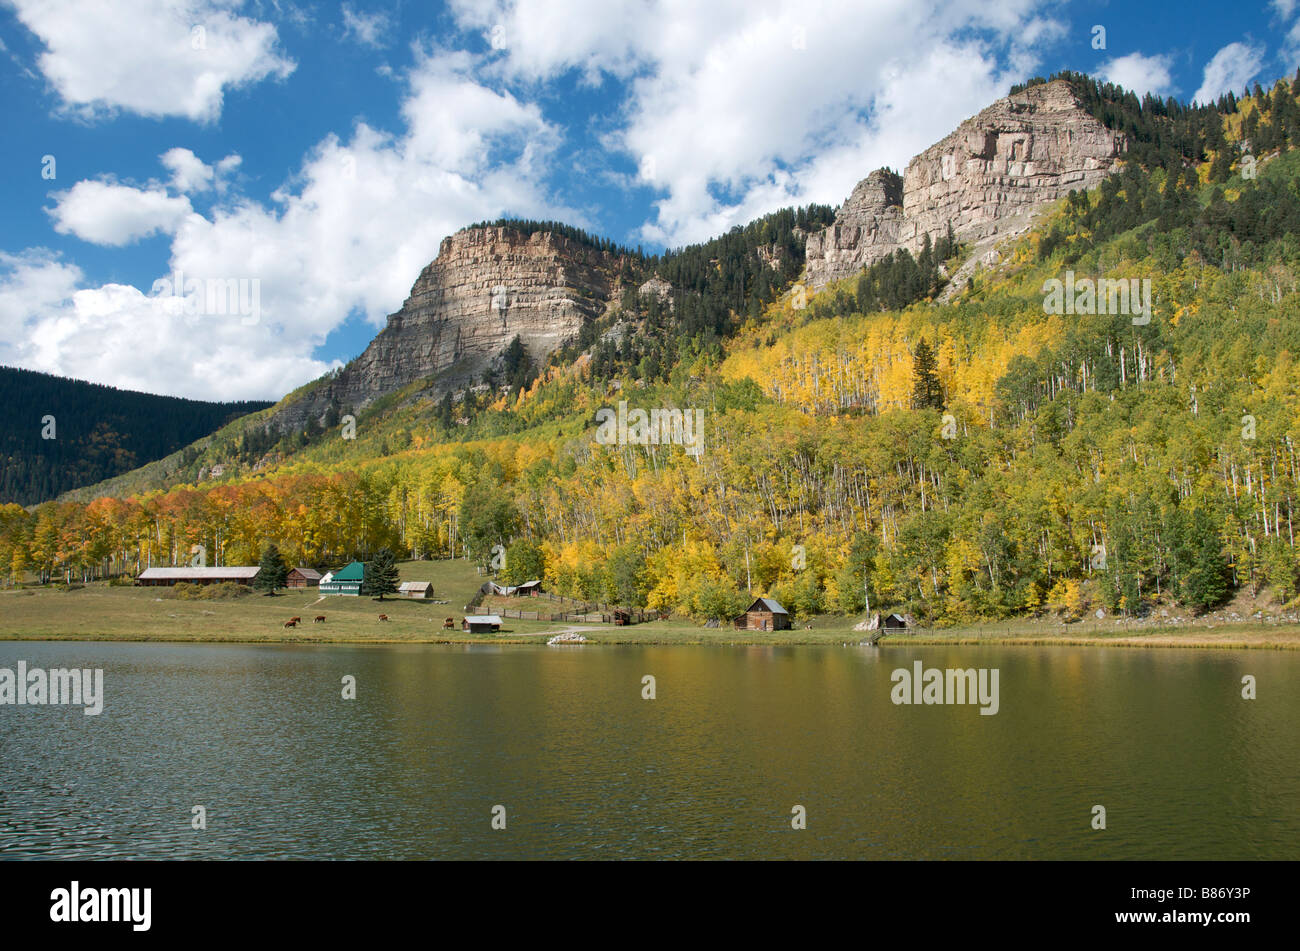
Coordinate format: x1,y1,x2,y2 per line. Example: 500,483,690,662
0,366,272,505
8,73,1300,626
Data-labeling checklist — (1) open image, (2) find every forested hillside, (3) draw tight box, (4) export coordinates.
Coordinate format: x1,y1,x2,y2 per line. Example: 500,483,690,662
0,367,272,506
4,75,1299,625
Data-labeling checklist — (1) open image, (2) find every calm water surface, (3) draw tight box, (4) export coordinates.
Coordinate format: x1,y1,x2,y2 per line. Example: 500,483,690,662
0,642,1295,859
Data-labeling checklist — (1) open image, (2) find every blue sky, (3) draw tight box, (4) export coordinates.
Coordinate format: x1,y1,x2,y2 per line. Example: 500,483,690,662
0,0,1296,402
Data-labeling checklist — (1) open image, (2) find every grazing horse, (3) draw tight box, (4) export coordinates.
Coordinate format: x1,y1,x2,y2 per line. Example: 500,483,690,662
314,615,326,624
443,617,454,629
378,614,389,622
289,616,302,624
284,620,298,628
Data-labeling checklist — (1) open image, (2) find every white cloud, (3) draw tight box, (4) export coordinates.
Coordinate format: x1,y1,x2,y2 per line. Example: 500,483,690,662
1193,41,1264,105
1099,52,1175,98
161,148,214,192
159,147,241,192
341,3,390,48
48,180,194,246
8,0,295,122
451,0,1062,246
9,49,573,400
0,251,330,400
0,250,82,347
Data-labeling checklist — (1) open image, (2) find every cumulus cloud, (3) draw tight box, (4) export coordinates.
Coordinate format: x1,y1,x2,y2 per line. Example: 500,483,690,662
160,148,215,192
159,148,242,193
1193,41,1264,104
1099,52,1175,98
7,0,295,122
9,49,573,400
0,250,330,399
341,3,391,48
48,181,195,246
451,0,1062,246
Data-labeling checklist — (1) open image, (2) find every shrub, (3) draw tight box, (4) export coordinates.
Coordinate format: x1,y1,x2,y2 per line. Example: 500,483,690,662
164,581,249,600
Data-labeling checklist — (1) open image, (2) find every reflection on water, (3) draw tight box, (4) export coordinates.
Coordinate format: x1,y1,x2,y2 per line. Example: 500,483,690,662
0,642,1295,859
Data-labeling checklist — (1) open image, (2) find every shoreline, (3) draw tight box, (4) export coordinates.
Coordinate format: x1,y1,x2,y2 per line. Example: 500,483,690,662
1,628,1297,650
3,581,1296,650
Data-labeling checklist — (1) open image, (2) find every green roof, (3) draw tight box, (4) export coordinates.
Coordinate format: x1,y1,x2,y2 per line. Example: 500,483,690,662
330,561,365,581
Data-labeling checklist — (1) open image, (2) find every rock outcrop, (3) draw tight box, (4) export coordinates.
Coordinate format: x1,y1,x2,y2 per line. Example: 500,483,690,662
277,225,623,427
804,80,1126,288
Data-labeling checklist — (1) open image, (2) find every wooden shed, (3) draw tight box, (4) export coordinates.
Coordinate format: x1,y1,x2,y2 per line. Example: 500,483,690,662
462,614,502,633
286,567,322,588
733,597,791,631
488,579,544,597
399,581,433,599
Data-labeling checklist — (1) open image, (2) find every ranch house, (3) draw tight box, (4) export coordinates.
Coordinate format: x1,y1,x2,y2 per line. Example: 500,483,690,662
319,561,365,596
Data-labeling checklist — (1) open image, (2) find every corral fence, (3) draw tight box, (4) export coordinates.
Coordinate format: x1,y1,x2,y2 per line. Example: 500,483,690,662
490,607,664,625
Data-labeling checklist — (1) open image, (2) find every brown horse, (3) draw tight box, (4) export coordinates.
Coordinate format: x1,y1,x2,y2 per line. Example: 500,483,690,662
378,614,389,622
289,616,302,624
443,617,454,629
314,615,326,623
284,620,298,628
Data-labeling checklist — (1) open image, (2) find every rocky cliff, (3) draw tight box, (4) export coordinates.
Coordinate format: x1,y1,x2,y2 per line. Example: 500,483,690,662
804,80,1126,288
276,225,623,427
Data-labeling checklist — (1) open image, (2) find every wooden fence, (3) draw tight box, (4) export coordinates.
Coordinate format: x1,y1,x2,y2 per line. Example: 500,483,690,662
489,607,663,625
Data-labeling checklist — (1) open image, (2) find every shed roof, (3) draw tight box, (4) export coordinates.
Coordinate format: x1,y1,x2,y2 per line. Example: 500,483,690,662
289,567,322,580
745,597,788,614
138,566,261,580
400,581,432,592
464,615,502,625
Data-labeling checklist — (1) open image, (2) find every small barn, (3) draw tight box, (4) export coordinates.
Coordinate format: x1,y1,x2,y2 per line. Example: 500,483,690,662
399,581,433,599
320,561,365,596
286,567,322,588
880,612,909,630
462,614,502,633
136,566,261,587
733,597,791,631
487,579,544,597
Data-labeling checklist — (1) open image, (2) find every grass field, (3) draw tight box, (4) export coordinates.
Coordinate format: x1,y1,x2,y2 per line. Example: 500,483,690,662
0,560,1297,648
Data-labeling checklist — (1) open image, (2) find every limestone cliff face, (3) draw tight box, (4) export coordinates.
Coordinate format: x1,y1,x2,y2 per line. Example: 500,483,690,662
804,80,1126,288
277,226,621,427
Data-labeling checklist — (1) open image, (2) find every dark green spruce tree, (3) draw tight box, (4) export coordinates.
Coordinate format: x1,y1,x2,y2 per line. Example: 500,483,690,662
254,543,289,595
1180,516,1230,613
362,547,400,600
911,338,944,410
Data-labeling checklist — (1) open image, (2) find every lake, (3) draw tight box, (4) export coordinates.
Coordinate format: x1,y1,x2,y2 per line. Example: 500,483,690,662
0,642,1295,859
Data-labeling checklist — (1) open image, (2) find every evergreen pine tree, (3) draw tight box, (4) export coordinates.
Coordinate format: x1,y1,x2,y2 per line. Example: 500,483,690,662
254,543,289,595
911,338,943,410
361,547,400,600
1181,522,1229,613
